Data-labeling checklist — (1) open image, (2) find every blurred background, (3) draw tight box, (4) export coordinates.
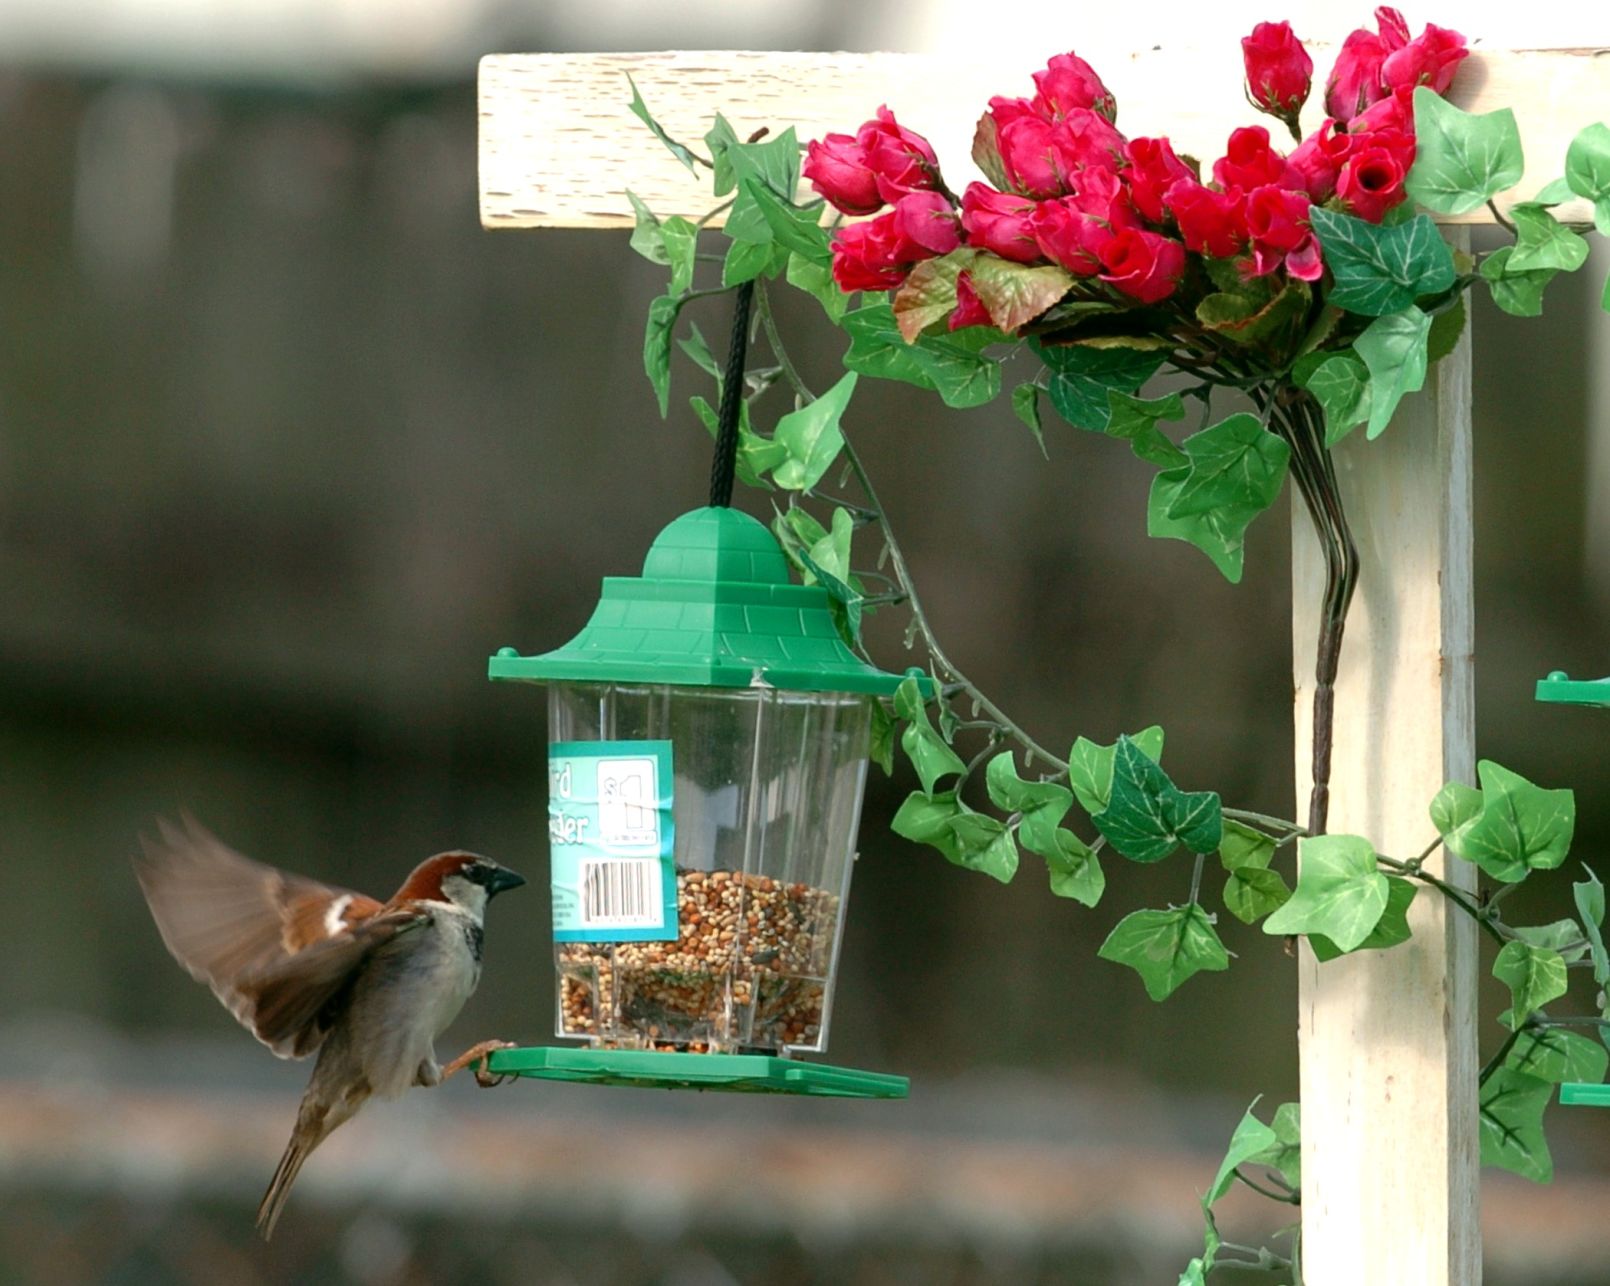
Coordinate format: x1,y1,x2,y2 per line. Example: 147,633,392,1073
2,1,1608,1282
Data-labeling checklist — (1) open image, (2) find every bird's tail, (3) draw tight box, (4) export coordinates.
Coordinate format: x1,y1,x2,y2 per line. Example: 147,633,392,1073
255,1106,331,1240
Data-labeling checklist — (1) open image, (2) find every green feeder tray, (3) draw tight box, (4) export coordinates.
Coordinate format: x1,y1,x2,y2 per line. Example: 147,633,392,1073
1535,671,1610,708
1560,1083,1610,1107
485,1046,909,1099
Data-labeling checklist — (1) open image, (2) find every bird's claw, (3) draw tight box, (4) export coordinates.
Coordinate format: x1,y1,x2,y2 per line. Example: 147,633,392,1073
443,1038,519,1087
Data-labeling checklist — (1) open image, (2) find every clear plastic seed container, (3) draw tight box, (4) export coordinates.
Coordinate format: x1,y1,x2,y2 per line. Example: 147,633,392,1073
548,681,870,1056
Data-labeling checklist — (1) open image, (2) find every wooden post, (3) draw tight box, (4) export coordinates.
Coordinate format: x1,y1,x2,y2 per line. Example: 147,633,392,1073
477,48,1609,1279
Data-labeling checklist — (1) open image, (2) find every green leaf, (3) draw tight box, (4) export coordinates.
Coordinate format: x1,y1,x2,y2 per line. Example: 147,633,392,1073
1225,866,1293,925
1565,121,1610,236
722,235,789,287
1204,1102,1279,1204
786,251,848,322
1093,736,1222,863
1308,207,1456,317
893,251,971,341
1574,866,1608,987
1479,1068,1554,1183
893,676,964,794
1506,1027,1610,1085
1507,203,1590,274
945,808,1020,883
842,304,1002,409
627,190,669,264
985,752,1075,854
738,177,830,263
795,507,864,646
1308,875,1416,962
868,699,895,776
1263,834,1388,953
1512,918,1590,964
1296,351,1372,447
719,129,802,243
1012,384,1047,456
1103,391,1188,468
661,216,698,295
1036,342,1166,430
1068,727,1164,816
643,293,682,416
772,372,856,491
1219,819,1278,873
625,73,703,176
703,116,740,195
1444,760,1575,882
1492,941,1569,1029
1196,277,1311,347
1097,904,1231,1001
678,323,719,379
1426,295,1466,365
1604,269,1610,316
1533,177,1575,205
1246,1102,1301,1192
1480,245,1557,318
1164,412,1291,521
1404,87,1524,215
1355,306,1432,439
890,788,962,847
1032,827,1105,905
691,396,785,488
968,255,1074,334
1430,780,1484,839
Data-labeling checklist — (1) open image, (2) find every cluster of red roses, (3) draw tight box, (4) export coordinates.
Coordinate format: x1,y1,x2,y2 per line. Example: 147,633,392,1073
803,8,1468,326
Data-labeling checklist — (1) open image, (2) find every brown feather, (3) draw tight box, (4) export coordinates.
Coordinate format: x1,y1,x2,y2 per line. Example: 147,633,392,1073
386,851,484,906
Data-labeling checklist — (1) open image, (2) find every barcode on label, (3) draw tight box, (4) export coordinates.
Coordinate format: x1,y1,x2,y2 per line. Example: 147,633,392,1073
579,859,663,928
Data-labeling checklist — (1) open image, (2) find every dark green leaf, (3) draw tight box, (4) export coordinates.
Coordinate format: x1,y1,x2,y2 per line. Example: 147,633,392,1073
1263,834,1388,952
1068,727,1164,816
1035,341,1165,430
843,304,1002,409
1093,736,1222,863
1479,1068,1554,1182
1308,875,1416,961
1296,351,1372,447
1147,467,1249,583
1404,87,1524,215
1565,122,1610,236
1165,412,1291,521
1492,941,1569,1029
1308,207,1456,316
1444,760,1575,882
1103,391,1188,467
1508,203,1590,274
1480,245,1557,317
1246,1102,1301,1192
1097,904,1231,1000
968,254,1074,334
1205,1102,1279,1204
644,294,682,416
1012,384,1047,456
1355,306,1432,439
1426,295,1466,365
772,372,856,490
625,73,703,176
1506,1027,1609,1085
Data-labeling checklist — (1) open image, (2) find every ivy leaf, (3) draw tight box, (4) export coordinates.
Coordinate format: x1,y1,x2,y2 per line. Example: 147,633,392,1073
1533,177,1575,205
719,129,801,244
627,190,669,265
625,73,703,176
1035,342,1166,430
890,787,961,849
1295,350,1372,447
1479,1068,1554,1183
985,752,1075,854
1093,736,1222,863
738,176,829,264
1507,203,1590,274
1068,726,1164,816
703,116,740,195
1565,121,1610,235
1492,941,1569,1029
1355,305,1431,439
1225,866,1293,925
1308,207,1456,316
1097,904,1231,1000
657,217,698,295
1246,1102,1301,1192
1426,295,1466,365
1430,779,1484,839
1480,245,1557,318
1444,760,1575,882
786,251,848,322
968,254,1074,334
643,293,682,416
1263,834,1389,953
1573,866,1609,988
1403,87,1524,215
1204,1101,1279,1204
1195,277,1311,347
945,808,1020,883
679,323,718,379
1103,391,1188,468
1308,875,1416,962
1219,819,1278,873
722,236,789,288
691,395,785,488
1031,827,1105,906
843,304,1002,409
796,508,864,646
1164,412,1291,521
893,675,964,794
868,699,895,776
1012,384,1047,456
1512,918,1590,965
772,372,857,491
1506,1027,1610,1086
892,251,971,340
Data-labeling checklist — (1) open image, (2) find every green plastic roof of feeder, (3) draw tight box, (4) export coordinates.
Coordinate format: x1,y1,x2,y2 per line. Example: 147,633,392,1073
1535,670,1610,708
486,505,915,1098
489,505,920,696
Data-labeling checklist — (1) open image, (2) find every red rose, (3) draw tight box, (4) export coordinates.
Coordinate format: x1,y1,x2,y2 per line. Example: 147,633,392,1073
1031,197,1113,276
1325,7,1410,124
1213,126,1291,192
893,190,962,255
1069,166,1137,227
998,114,1077,198
986,95,1041,132
1350,84,1415,135
1165,179,1249,259
1241,21,1313,136
803,133,883,215
960,182,1041,263
1336,143,1410,223
1381,22,1468,97
1245,185,1322,280
1099,227,1185,303
1287,119,1351,202
857,106,941,204
1058,107,1128,172
830,209,922,292
950,272,992,330
1032,52,1117,125
1125,137,1195,223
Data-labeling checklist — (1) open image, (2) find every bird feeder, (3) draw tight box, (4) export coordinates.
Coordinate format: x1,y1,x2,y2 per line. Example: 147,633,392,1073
1535,670,1610,708
482,504,917,1097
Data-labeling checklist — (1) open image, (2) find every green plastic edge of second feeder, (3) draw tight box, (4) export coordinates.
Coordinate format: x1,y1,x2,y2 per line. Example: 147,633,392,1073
1560,1082,1610,1106
485,1046,908,1099
1535,672,1610,708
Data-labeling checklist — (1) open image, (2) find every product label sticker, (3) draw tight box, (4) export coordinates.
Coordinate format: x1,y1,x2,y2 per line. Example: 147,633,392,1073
548,739,677,943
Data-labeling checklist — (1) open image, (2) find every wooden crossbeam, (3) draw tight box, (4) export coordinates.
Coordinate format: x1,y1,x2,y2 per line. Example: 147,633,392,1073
479,47,1608,230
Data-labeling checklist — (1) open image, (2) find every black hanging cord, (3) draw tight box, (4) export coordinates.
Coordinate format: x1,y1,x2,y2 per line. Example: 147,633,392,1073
709,280,755,508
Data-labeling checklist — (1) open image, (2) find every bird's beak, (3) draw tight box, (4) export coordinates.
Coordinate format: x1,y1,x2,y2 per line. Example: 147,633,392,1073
485,865,526,898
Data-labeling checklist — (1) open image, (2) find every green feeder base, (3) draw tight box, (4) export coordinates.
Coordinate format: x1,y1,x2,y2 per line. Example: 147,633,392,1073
485,1046,908,1099
1560,1082,1610,1107
1535,671,1610,708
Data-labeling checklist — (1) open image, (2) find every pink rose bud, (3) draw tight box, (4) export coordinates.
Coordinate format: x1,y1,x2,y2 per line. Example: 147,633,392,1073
1336,143,1411,223
1124,137,1195,223
830,210,918,293
1325,7,1409,123
1067,166,1139,227
998,114,1077,198
1241,20,1313,137
950,272,992,330
1031,52,1118,125
1031,197,1115,276
1349,85,1415,135
1213,126,1292,193
857,106,941,204
1099,227,1186,304
1245,185,1322,280
1381,22,1468,97
1058,108,1129,172
960,182,1042,263
986,95,1042,132
1287,118,1353,202
803,133,883,216
1165,179,1250,259
892,190,962,255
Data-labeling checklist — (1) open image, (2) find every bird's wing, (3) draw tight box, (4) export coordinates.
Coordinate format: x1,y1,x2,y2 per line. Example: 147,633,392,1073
134,816,428,1059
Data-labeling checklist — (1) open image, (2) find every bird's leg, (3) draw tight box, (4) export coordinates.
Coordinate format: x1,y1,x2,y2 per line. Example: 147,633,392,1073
441,1039,518,1087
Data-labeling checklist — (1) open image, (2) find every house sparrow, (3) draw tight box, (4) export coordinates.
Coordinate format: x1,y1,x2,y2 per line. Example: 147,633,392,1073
134,817,526,1239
